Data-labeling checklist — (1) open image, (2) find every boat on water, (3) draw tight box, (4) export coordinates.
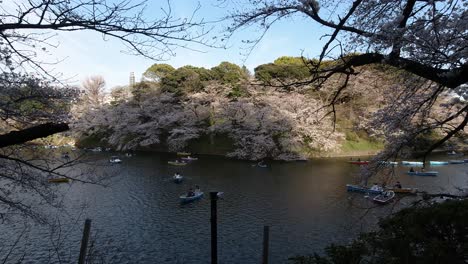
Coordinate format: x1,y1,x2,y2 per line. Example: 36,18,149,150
173,174,183,183
348,161,370,165
110,156,122,163
386,187,418,194
180,191,204,203
168,161,187,166
181,156,198,161
449,160,465,164
447,151,463,156
346,184,383,194
373,191,395,204
177,152,191,156
48,178,70,183
401,161,424,166
378,161,398,166
429,161,449,165
407,171,438,176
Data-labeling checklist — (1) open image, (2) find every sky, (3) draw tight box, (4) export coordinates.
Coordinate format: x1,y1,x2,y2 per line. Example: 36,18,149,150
18,0,333,89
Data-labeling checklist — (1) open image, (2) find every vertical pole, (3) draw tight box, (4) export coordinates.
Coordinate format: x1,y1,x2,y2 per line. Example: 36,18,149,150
210,192,218,264
262,225,269,264
78,219,92,264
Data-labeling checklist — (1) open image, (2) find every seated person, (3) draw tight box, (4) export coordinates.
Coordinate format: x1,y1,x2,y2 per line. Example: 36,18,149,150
394,181,402,189
409,167,415,172
370,183,381,191
187,188,195,197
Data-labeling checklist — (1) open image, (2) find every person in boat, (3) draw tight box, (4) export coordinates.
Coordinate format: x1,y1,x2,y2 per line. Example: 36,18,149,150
370,183,381,191
394,181,402,189
421,167,425,172
194,185,201,194
187,188,195,197
357,158,361,162
174,172,181,178
409,167,415,172
258,160,266,167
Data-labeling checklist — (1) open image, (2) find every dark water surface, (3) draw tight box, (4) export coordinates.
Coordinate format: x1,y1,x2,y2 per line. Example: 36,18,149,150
2,152,467,263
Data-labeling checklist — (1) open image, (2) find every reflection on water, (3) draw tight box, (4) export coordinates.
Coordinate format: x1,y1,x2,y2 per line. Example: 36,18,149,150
1,152,467,263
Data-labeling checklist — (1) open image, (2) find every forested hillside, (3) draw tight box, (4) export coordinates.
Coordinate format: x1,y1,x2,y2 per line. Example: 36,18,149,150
72,57,464,160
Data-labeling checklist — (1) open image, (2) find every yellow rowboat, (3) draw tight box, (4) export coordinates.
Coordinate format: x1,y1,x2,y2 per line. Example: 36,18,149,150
168,161,187,166
176,152,191,156
48,178,70,183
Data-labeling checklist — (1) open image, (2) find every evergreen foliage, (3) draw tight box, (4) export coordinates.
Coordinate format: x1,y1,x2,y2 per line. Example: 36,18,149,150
289,199,468,264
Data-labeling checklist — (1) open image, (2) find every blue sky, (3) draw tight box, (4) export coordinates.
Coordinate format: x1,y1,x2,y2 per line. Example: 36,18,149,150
39,0,332,89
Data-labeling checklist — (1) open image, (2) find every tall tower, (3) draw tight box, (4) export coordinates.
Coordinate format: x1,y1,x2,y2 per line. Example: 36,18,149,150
129,72,135,87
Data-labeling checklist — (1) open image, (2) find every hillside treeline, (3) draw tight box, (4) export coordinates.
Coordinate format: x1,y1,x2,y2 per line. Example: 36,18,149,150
72,57,461,160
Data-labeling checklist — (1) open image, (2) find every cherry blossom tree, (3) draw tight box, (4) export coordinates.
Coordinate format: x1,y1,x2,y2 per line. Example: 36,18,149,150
74,83,343,160
223,0,467,159
0,0,213,229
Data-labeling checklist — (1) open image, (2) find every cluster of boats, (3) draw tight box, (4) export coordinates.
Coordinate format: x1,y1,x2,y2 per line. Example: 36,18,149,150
349,159,467,166
346,184,416,204
346,153,467,204
167,153,205,203
168,152,198,166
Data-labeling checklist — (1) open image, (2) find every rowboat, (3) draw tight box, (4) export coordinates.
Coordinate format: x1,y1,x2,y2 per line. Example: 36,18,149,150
110,156,122,163
378,161,398,166
180,191,203,203
168,161,187,166
177,152,191,156
173,174,183,183
401,161,424,166
407,171,438,176
429,161,448,165
447,151,461,155
348,161,369,165
373,191,395,204
449,160,465,164
48,178,70,183
386,187,418,194
181,156,198,161
346,184,383,194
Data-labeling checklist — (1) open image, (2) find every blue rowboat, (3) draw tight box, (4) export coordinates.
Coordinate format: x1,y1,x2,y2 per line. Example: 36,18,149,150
429,161,448,165
449,160,465,164
180,192,203,203
407,171,438,176
346,184,383,194
378,161,398,166
401,161,424,166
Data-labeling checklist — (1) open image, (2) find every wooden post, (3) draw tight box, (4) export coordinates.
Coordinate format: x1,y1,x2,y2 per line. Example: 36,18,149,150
210,192,218,264
78,219,92,264
262,225,269,264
